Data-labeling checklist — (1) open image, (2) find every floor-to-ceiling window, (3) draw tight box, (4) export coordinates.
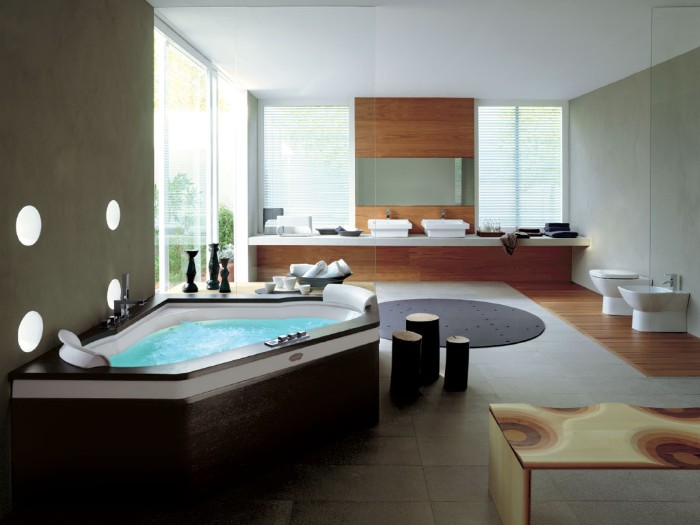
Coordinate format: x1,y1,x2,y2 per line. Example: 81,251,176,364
154,21,241,292
477,104,566,229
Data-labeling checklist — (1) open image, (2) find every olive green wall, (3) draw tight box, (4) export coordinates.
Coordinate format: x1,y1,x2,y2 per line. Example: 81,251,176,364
0,0,153,515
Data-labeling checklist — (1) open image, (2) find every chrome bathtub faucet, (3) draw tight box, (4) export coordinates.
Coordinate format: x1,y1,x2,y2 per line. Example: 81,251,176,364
386,208,391,219
440,207,446,219
112,272,146,324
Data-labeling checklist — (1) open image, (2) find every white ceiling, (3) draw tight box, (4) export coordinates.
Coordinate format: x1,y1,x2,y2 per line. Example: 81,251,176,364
150,0,700,101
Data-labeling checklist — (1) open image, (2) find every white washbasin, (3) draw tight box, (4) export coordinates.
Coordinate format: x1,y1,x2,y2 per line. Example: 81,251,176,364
367,219,412,238
421,219,470,238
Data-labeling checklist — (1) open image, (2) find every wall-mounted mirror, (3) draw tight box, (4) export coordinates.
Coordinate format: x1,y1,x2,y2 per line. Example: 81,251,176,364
355,157,475,206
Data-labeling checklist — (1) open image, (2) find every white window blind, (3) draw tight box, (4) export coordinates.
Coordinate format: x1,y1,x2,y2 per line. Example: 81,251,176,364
263,105,350,228
478,106,562,229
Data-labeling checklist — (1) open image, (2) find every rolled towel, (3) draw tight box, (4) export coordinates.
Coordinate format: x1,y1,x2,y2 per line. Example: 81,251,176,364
317,261,343,278
336,258,352,276
302,260,328,278
289,263,315,277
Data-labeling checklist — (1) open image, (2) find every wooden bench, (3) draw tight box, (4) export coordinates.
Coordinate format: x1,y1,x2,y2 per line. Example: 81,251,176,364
488,403,700,525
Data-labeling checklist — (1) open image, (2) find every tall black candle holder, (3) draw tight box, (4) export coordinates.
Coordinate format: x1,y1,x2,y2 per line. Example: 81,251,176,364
183,250,199,293
219,258,231,293
206,243,220,290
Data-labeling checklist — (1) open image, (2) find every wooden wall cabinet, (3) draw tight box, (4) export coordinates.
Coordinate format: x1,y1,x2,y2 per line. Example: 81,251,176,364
355,97,474,158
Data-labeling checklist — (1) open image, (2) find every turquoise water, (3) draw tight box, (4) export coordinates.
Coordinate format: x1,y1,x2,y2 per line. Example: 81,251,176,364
109,317,339,368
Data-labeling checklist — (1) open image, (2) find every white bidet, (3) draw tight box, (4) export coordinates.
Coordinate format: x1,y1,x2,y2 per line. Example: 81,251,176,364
618,285,690,332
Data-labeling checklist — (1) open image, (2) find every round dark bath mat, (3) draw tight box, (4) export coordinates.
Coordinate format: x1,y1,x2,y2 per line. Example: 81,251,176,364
379,298,545,348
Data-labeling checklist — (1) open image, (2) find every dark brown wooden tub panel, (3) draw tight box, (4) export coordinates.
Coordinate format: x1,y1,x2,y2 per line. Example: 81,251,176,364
11,341,379,506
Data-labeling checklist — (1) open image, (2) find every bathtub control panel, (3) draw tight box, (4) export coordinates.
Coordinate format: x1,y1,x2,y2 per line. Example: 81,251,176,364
264,330,309,347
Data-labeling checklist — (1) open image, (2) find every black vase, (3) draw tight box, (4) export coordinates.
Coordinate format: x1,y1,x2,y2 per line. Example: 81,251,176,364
219,258,231,293
183,250,199,293
206,243,220,290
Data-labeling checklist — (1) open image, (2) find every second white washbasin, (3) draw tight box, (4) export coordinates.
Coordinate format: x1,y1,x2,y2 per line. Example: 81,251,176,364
368,219,413,238
421,219,470,238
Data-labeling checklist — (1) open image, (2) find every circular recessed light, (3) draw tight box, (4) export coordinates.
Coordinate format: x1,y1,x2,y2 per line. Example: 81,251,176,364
106,200,121,230
107,279,122,310
18,311,43,352
16,205,42,246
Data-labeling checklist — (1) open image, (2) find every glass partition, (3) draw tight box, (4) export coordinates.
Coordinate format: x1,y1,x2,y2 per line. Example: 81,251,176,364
238,6,378,292
649,7,700,333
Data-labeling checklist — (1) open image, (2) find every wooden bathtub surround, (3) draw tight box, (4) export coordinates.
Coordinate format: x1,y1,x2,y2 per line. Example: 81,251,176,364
488,403,700,525
355,97,474,158
256,245,573,283
356,205,475,234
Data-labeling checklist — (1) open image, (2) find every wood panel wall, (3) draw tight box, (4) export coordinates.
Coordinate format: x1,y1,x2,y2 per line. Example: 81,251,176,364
256,246,572,283
355,98,474,158
355,205,475,234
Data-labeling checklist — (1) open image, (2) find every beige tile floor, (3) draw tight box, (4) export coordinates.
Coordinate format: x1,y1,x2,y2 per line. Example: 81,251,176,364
7,282,700,524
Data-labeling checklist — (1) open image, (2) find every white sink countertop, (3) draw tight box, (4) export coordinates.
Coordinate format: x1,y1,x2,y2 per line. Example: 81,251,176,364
248,234,591,247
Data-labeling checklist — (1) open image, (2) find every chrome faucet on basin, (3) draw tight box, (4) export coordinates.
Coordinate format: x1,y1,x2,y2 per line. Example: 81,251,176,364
440,207,446,219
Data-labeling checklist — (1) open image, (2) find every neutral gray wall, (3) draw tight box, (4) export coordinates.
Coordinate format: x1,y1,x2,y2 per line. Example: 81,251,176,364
569,70,651,289
650,46,700,335
570,47,700,338
0,0,153,515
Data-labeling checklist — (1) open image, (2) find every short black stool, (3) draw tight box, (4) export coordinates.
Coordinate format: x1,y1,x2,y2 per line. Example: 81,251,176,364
390,330,422,400
444,335,470,391
406,312,440,385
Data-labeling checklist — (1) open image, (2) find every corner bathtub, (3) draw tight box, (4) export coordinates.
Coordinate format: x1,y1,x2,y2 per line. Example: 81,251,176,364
10,285,380,505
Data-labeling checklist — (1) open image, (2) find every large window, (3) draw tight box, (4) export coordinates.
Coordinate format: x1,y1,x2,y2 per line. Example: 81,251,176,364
154,24,239,292
478,105,564,229
262,105,351,228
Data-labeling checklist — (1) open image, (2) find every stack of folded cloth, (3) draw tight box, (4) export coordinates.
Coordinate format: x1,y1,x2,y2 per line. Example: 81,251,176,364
543,222,579,238
516,227,543,237
289,259,352,279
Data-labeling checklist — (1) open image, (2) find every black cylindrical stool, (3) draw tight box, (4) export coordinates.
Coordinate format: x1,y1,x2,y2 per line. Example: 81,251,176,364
444,335,470,391
406,312,440,385
390,330,422,399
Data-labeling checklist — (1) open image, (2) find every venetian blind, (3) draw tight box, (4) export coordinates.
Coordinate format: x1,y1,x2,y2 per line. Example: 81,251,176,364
478,106,562,229
263,105,350,228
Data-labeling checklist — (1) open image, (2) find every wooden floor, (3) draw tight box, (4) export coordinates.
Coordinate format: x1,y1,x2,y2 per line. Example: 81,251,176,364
512,282,700,377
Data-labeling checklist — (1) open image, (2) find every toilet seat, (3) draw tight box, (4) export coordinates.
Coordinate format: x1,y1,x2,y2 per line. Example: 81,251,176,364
590,269,639,279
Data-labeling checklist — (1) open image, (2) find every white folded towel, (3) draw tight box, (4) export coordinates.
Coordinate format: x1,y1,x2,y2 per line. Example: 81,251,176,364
289,263,315,277
302,260,328,278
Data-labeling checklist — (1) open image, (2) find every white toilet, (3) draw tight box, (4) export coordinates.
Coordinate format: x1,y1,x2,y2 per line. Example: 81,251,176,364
589,269,652,315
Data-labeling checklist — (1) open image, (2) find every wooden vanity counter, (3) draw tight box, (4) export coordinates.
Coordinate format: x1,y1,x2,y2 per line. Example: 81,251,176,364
250,235,590,283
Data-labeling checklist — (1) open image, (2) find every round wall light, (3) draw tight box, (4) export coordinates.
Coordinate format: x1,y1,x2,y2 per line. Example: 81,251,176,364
18,311,43,352
107,278,121,310
106,200,121,230
16,205,42,246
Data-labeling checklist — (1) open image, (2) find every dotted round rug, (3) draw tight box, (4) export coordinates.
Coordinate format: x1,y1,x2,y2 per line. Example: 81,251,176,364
379,299,545,348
